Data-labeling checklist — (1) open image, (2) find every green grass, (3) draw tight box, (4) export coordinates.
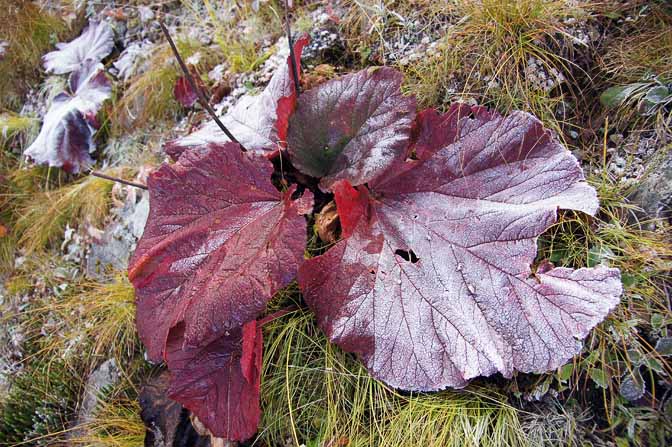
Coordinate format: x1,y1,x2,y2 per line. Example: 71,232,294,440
258,286,546,447
400,0,591,135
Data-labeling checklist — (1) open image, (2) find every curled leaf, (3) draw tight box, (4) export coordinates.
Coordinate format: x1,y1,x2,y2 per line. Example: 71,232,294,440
24,62,111,173
128,143,313,361
164,35,309,160
299,107,622,391
287,67,416,190
43,20,115,74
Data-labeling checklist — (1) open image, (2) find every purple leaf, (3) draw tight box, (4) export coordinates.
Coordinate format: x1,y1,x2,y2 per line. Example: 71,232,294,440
174,76,199,108
128,142,313,361
298,107,622,391
24,62,111,173
43,20,115,74
164,35,309,160
287,67,416,190
166,320,262,441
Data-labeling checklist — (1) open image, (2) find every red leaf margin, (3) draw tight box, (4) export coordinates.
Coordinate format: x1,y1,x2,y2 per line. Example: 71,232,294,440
164,35,309,161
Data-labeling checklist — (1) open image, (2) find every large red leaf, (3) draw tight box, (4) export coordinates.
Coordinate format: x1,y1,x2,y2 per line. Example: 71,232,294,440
164,35,309,160
286,67,416,190
24,61,111,173
166,320,262,441
299,107,622,391
129,143,313,361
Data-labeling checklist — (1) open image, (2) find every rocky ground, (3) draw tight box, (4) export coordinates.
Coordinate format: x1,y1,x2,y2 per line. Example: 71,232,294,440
0,1,671,446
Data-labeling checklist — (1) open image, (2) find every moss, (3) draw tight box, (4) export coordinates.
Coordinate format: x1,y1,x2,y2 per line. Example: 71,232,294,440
0,359,80,445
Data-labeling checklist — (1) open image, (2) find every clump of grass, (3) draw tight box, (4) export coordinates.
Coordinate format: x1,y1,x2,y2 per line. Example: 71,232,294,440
598,4,672,126
0,112,38,150
183,0,284,73
12,172,118,254
401,0,591,134
259,286,546,447
51,272,139,367
69,397,145,447
0,0,67,110
0,358,80,446
601,5,672,84
112,38,218,135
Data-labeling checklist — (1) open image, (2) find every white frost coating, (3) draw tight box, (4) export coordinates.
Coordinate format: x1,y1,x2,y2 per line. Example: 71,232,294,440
43,20,114,74
25,62,111,172
112,40,154,82
0,40,7,60
301,108,622,392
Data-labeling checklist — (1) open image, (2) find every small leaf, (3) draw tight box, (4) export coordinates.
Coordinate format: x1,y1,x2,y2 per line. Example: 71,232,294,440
174,76,199,108
619,368,645,401
43,20,115,74
558,363,574,381
643,85,671,105
621,273,637,288
590,368,609,388
654,337,672,356
600,84,645,108
650,313,664,332
645,357,664,373
287,67,416,190
627,349,644,366
24,62,111,173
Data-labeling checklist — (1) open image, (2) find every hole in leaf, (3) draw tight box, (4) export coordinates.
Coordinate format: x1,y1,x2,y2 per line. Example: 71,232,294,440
395,248,419,263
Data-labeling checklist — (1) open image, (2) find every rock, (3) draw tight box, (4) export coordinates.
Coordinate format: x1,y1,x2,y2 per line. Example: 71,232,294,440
139,371,211,447
78,358,120,422
629,155,672,225
86,190,149,278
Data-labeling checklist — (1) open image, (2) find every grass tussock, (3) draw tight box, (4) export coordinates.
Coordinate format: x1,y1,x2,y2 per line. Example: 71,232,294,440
601,5,672,84
68,397,145,447
401,0,591,134
0,0,68,110
112,38,218,135
259,286,549,447
598,4,672,126
12,171,122,254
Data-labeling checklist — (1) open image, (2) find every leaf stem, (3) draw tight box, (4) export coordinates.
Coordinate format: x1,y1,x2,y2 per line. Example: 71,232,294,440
158,21,246,151
90,171,148,190
283,0,301,96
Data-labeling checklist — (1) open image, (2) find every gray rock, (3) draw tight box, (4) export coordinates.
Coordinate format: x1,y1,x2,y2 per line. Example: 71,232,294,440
86,191,149,278
79,358,121,422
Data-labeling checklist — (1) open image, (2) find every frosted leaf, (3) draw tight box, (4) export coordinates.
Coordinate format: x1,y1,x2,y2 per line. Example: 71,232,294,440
299,107,622,391
24,62,111,173
43,20,114,74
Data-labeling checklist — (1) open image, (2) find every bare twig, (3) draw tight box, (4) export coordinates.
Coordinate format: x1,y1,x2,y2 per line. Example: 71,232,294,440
158,21,246,151
283,0,301,95
91,171,148,190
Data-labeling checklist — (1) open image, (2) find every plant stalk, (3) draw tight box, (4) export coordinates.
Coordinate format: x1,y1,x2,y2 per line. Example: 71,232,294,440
90,171,148,190
158,21,246,151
